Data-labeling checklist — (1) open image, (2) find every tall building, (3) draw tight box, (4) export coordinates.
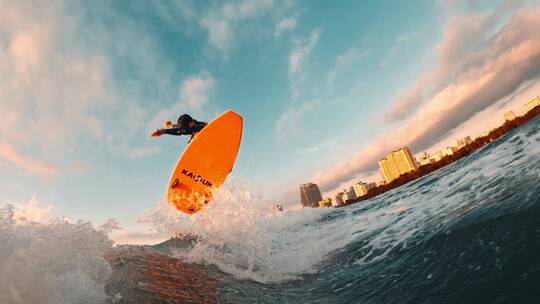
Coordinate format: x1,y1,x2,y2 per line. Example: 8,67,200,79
379,147,418,183
523,96,540,114
353,182,367,197
343,187,357,202
332,193,344,207
353,181,376,197
299,183,323,207
378,156,399,184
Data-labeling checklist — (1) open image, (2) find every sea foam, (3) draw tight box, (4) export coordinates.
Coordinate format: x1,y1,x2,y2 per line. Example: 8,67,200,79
0,199,115,304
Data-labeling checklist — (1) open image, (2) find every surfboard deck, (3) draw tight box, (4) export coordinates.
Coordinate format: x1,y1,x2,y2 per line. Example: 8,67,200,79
167,110,243,214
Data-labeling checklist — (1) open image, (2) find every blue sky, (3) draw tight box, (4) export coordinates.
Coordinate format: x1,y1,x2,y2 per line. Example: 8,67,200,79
1,0,540,242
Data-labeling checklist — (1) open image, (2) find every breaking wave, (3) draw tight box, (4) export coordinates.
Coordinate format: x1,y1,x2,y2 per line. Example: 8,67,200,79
0,199,116,304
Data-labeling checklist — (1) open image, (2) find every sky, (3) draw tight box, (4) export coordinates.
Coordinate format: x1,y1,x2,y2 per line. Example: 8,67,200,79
1,0,540,243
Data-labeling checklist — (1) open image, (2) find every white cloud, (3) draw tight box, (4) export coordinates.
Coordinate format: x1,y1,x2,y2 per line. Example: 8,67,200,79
381,32,412,66
299,137,340,154
180,71,216,112
288,29,320,77
313,6,540,192
0,2,113,174
0,1,192,175
148,71,215,130
383,1,522,121
326,47,370,84
276,29,322,138
201,0,275,53
0,143,58,176
275,99,320,135
275,16,297,37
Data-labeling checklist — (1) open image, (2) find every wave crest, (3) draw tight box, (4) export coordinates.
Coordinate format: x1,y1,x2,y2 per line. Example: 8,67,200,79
0,199,114,304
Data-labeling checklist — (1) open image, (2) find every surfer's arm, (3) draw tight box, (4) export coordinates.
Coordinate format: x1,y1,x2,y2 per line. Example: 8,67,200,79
150,123,205,138
150,127,188,137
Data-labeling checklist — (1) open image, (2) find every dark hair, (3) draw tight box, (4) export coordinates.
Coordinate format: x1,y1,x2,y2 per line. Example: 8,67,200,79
177,114,193,127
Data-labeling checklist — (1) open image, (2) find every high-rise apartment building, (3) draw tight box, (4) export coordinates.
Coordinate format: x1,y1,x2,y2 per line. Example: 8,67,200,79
343,187,357,202
379,155,400,184
523,96,540,114
299,183,323,207
379,147,418,183
332,193,344,207
353,181,376,197
353,182,368,197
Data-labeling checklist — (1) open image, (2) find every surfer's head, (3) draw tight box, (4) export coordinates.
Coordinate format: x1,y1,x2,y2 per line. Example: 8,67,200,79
178,114,194,128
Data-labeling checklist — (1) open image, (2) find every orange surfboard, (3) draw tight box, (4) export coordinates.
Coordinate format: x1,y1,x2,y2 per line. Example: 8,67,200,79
167,110,243,214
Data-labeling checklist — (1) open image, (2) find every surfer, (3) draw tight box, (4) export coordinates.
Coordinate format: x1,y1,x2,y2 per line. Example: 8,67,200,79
150,114,207,142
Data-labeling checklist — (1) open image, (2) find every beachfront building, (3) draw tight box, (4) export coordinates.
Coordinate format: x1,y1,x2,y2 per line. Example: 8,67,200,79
379,157,398,184
353,182,368,197
332,193,344,207
319,198,332,208
430,151,444,162
343,187,357,202
523,96,540,114
353,181,376,197
299,183,323,207
454,136,473,149
420,158,434,166
442,146,457,157
504,111,516,121
418,152,433,166
379,147,418,183
478,130,491,139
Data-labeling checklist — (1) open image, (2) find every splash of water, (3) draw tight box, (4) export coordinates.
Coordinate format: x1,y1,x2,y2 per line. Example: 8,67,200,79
139,184,363,283
0,199,115,304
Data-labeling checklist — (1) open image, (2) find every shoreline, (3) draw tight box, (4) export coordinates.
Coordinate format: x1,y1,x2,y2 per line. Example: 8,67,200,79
333,105,540,208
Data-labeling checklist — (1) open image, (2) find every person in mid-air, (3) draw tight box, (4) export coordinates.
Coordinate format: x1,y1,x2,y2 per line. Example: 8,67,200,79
150,114,207,142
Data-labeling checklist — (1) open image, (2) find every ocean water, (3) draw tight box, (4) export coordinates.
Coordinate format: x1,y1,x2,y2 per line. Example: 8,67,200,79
1,116,539,304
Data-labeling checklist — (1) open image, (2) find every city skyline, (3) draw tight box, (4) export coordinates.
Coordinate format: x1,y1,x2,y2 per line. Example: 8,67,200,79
318,92,540,200
305,95,539,208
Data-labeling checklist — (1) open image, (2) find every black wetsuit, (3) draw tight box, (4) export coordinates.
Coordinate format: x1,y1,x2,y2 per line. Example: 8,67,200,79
161,121,207,137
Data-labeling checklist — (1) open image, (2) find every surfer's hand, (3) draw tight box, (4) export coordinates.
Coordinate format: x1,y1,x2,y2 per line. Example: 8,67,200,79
150,129,164,137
